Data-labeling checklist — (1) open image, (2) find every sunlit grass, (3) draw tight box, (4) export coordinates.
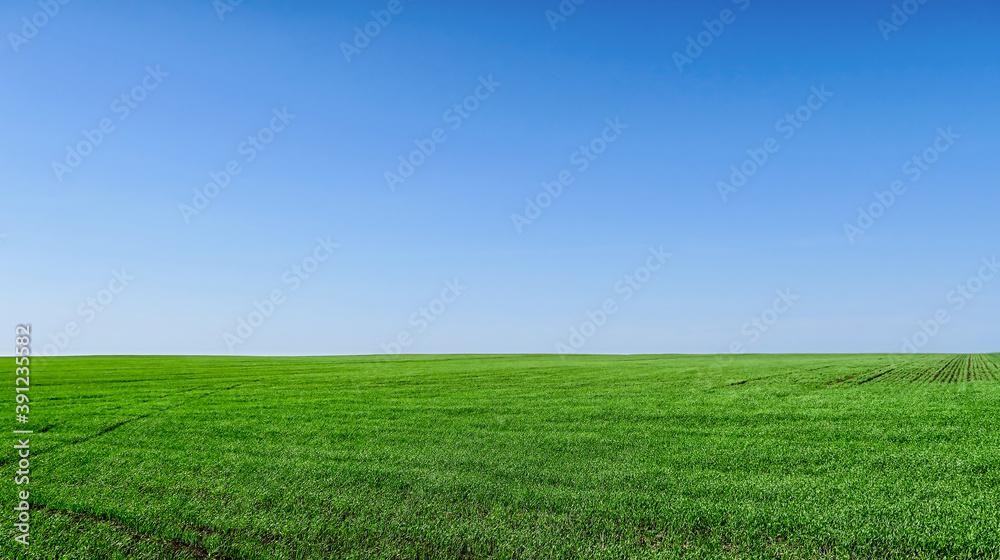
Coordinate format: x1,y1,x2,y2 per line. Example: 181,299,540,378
3,354,999,559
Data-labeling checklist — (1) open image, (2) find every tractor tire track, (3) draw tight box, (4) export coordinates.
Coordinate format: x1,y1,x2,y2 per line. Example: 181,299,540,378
0,382,251,468
34,503,241,560
928,356,958,383
984,355,1000,381
858,364,903,385
908,356,951,383
726,367,810,386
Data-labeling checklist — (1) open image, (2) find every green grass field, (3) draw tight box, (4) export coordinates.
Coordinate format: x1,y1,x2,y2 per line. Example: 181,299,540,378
4,354,1000,559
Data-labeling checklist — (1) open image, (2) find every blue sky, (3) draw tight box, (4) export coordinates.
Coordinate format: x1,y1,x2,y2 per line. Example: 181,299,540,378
1,0,998,356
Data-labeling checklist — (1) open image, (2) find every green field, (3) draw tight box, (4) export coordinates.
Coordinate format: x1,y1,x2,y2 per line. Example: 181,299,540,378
4,354,1000,559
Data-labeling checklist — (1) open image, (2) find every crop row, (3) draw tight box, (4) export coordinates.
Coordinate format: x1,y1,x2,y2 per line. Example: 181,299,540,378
904,354,998,383
844,355,1000,385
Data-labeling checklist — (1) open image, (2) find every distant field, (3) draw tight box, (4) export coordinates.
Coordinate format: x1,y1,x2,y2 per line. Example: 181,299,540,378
4,354,1000,559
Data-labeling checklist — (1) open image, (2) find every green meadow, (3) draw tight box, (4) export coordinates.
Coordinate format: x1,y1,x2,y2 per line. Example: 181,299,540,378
4,354,1000,559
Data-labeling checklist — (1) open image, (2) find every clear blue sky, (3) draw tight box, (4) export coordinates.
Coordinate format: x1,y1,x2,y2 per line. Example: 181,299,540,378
1,0,997,356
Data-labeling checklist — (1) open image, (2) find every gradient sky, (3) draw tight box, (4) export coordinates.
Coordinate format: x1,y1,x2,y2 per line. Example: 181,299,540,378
1,0,998,356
